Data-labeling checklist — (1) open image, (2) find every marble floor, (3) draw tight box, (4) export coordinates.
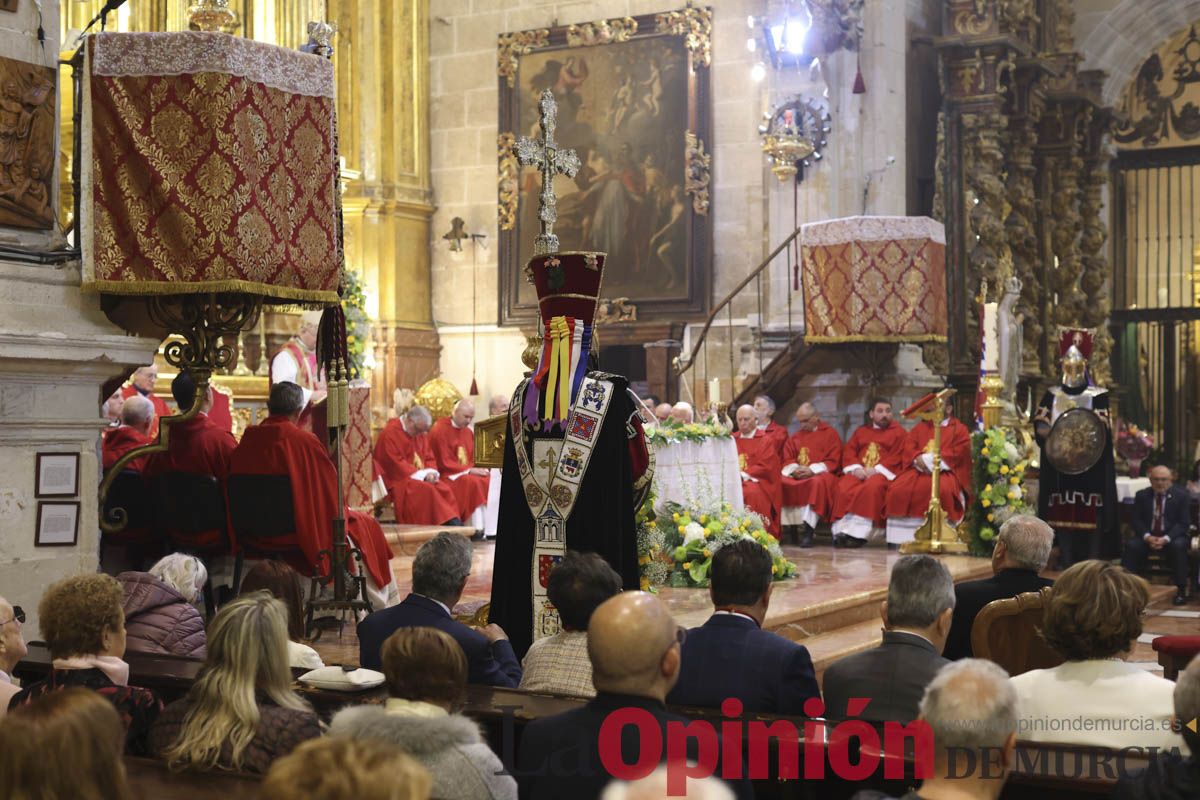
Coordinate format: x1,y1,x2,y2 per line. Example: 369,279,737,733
311,534,1200,682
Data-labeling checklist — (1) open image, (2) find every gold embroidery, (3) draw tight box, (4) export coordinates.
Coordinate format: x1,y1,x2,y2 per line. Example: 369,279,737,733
739,453,747,471
795,447,809,466
411,452,423,469
457,446,468,466
862,442,880,469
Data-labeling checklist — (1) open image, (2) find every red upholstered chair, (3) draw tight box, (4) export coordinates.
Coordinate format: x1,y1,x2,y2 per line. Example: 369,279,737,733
1151,636,1200,681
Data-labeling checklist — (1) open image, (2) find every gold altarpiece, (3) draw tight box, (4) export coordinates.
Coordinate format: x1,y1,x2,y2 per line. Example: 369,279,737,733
60,0,439,428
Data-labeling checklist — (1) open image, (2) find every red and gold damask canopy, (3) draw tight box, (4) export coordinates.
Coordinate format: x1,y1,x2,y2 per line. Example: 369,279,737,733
81,31,341,304
800,216,947,343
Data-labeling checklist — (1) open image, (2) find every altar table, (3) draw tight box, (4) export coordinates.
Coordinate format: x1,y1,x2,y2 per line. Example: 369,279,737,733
650,438,744,515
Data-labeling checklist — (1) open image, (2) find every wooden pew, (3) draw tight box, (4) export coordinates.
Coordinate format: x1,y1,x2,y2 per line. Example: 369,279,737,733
16,650,1157,798
12,643,388,721
125,757,260,800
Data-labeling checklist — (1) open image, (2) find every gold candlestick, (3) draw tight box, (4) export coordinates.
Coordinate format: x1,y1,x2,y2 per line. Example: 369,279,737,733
901,388,968,555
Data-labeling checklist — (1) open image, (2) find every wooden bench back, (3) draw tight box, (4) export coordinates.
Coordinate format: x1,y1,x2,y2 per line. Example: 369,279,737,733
125,757,260,800
971,587,1064,677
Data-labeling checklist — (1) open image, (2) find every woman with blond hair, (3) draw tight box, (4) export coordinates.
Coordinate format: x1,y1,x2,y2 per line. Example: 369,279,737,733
261,737,431,800
149,591,320,773
0,687,132,800
8,573,161,754
331,626,516,799
1011,559,1186,751
118,553,208,659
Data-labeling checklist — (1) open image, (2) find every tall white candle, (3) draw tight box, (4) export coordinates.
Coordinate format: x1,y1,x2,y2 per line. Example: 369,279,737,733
982,301,999,372
709,378,720,404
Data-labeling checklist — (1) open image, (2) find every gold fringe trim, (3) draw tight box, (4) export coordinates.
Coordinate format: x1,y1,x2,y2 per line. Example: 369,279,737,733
1047,521,1099,530
80,278,339,305
804,333,948,344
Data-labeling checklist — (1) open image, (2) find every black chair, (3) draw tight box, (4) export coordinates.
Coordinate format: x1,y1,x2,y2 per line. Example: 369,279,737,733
227,474,302,587
101,470,163,571
151,472,235,616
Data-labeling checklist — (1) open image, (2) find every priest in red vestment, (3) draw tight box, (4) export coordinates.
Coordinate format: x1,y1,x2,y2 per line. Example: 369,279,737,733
269,310,327,432
753,394,788,459
884,400,973,545
102,394,155,473
735,404,783,537
428,399,490,530
830,398,907,547
780,402,842,548
230,382,398,609
374,405,462,526
143,372,238,550
120,364,171,438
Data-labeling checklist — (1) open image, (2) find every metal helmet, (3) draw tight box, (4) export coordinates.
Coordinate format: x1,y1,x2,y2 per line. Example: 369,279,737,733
1062,344,1087,388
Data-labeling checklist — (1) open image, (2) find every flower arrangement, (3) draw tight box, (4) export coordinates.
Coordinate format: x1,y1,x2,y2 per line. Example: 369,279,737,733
645,420,731,447
1115,422,1154,478
637,500,796,589
341,269,371,379
964,427,1030,556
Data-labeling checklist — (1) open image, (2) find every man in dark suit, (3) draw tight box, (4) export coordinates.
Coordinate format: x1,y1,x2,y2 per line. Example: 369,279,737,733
517,591,752,800
822,555,954,724
944,514,1055,660
357,532,521,686
1122,465,1193,606
666,539,819,713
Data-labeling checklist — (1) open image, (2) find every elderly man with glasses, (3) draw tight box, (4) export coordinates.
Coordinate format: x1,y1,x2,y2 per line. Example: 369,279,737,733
0,596,28,714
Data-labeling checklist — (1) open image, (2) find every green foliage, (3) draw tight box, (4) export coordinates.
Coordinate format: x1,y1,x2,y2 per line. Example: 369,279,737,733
963,427,1031,556
341,269,370,379
645,420,731,447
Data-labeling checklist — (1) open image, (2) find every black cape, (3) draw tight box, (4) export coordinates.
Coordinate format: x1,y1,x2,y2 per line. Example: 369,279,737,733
1035,385,1120,563
489,373,641,658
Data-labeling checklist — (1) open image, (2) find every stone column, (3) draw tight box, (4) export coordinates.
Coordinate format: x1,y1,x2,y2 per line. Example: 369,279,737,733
329,0,439,421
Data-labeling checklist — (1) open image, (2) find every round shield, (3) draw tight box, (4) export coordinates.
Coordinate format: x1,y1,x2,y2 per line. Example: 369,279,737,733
1045,407,1107,476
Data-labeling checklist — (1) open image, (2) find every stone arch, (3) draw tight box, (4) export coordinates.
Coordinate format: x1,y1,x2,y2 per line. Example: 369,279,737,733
1079,0,1200,105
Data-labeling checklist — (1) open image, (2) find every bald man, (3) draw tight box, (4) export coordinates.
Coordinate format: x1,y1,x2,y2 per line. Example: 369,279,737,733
102,394,155,473
428,399,490,530
517,592,751,799
654,403,673,424
120,364,170,437
735,404,782,536
670,401,694,425
780,402,842,548
488,393,509,417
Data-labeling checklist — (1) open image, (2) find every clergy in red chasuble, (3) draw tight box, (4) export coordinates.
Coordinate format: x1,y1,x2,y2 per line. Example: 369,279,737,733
429,399,490,530
231,382,398,608
735,404,783,537
830,398,906,547
884,399,973,546
753,394,788,459
120,364,171,438
373,405,461,526
143,372,237,550
780,402,842,547
102,394,155,473
269,310,327,431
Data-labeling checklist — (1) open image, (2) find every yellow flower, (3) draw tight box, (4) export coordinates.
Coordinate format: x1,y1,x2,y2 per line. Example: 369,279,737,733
704,529,713,538
1000,465,1009,475
672,513,680,522
678,526,687,535
986,513,994,522
771,564,778,574
683,562,692,570
984,484,993,493
1009,477,1020,485
639,577,650,591
1007,491,1016,499
638,555,650,565
981,447,990,456
700,515,708,524
982,499,991,508
648,521,657,528
703,549,711,558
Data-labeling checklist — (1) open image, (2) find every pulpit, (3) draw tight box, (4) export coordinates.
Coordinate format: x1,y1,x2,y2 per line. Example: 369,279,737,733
800,216,948,343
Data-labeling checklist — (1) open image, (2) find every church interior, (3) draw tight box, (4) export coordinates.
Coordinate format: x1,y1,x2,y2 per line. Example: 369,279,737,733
2,0,1200,797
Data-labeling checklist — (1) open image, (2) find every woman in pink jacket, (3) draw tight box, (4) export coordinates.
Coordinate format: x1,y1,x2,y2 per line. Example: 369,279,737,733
118,554,207,659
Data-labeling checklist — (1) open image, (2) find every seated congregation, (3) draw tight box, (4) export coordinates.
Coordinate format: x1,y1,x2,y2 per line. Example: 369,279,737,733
5,515,1199,799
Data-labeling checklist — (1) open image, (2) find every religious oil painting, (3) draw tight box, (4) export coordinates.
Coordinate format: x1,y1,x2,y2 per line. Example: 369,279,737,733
0,53,55,230
498,9,713,326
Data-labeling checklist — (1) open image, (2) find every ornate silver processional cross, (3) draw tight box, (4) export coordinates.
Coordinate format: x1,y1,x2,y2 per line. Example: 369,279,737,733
515,90,581,255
